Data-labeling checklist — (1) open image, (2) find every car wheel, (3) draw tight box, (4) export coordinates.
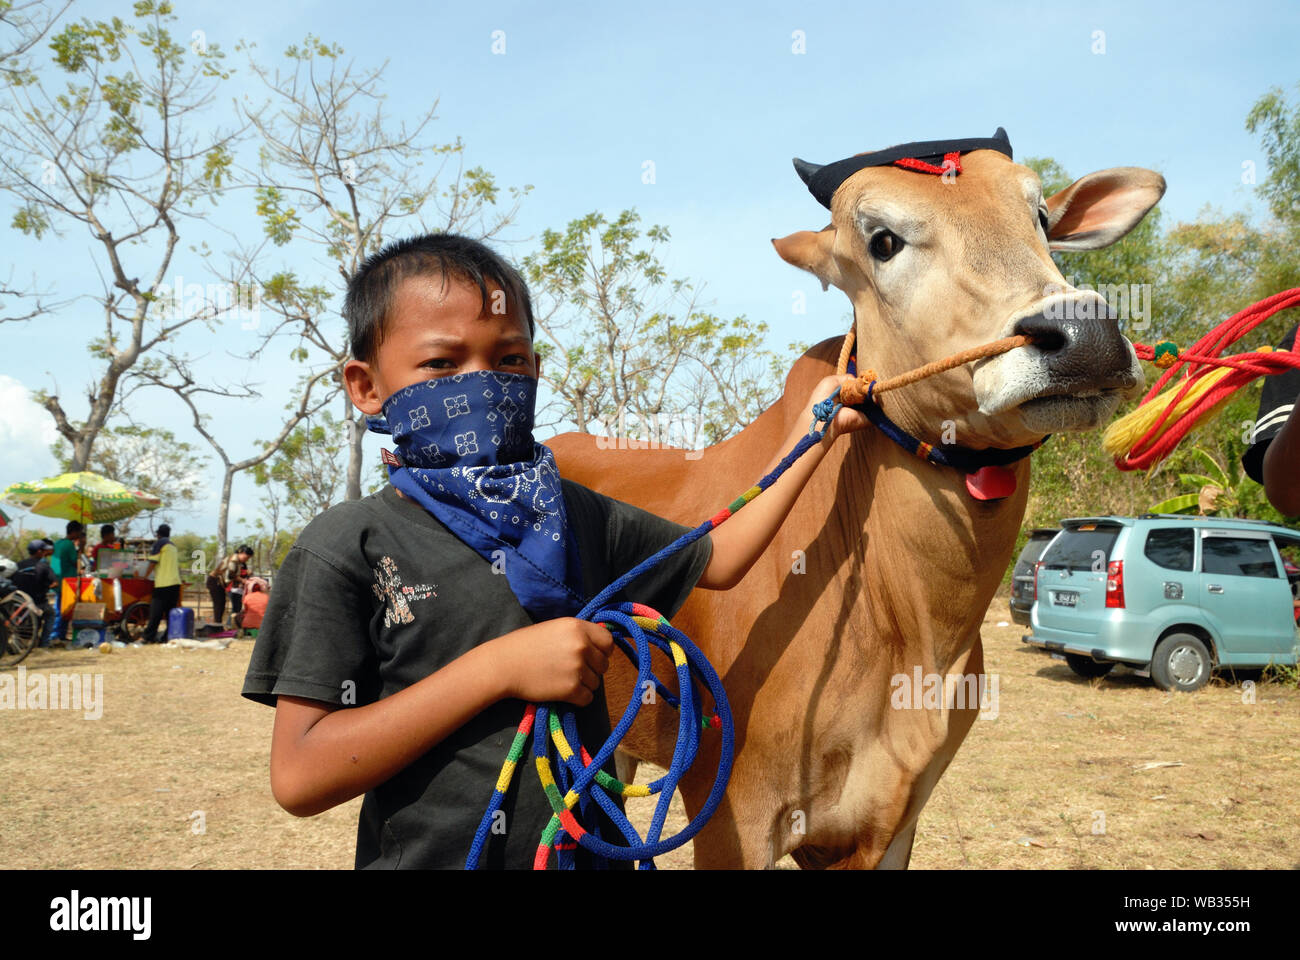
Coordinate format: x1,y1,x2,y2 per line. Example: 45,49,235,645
1150,633,1212,692
1065,654,1115,678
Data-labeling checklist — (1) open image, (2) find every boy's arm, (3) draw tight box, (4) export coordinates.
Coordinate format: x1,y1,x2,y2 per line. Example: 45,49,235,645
699,375,867,590
1262,401,1300,517
269,616,615,817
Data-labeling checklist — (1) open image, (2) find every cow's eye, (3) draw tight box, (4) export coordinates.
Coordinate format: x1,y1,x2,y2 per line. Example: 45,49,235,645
1038,207,1051,234
869,229,903,262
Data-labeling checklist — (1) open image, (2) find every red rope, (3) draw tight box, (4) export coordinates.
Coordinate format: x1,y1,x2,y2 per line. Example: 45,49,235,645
1116,288,1300,471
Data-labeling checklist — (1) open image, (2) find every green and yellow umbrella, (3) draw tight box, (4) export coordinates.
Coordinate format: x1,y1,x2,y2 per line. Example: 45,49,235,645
3,471,163,524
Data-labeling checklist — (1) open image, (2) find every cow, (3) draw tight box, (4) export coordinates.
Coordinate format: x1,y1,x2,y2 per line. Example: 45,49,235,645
548,134,1165,868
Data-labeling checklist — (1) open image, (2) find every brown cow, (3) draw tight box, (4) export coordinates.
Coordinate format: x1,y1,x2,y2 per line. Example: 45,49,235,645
548,141,1164,868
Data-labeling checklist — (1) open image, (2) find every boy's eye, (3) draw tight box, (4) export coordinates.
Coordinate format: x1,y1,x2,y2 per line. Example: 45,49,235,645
500,354,529,366
422,358,455,370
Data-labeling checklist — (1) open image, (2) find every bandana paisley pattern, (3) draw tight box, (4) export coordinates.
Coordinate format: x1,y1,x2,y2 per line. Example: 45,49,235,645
367,371,585,621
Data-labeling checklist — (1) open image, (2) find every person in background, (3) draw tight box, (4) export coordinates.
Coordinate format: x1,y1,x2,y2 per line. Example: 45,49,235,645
237,576,269,633
11,539,57,647
228,545,253,625
1242,322,1300,517
49,521,85,644
206,544,252,625
91,524,123,571
142,523,182,644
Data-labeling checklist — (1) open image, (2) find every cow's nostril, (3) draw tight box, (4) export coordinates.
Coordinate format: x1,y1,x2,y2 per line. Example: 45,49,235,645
1014,317,1066,353
1027,328,1064,352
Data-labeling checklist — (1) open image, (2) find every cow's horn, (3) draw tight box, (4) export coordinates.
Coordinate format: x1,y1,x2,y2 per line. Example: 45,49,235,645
792,158,822,187
992,126,1010,146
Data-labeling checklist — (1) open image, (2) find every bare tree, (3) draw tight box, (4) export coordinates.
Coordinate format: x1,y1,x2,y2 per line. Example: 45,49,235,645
139,355,334,557
234,34,529,500
0,1,245,469
0,0,72,77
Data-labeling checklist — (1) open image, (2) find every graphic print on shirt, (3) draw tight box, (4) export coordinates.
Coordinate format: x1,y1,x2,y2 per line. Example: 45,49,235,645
371,555,437,628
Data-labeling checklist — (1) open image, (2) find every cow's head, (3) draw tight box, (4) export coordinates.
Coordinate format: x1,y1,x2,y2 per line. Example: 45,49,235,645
773,132,1164,449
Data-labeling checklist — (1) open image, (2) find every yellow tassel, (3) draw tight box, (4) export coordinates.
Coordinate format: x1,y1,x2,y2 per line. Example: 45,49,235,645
1102,364,1237,462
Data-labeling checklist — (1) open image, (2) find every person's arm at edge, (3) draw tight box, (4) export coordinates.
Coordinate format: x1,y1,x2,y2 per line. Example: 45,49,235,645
269,616,614,817
1262,402,1300,517
698,374,866,590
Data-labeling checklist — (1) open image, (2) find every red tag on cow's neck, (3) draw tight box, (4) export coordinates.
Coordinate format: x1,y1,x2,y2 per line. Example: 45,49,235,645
965,465,1016,501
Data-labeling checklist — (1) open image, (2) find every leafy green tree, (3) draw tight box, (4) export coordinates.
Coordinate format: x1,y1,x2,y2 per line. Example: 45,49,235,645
0,0,244,469
50,422,209,533
524,209,799,447
251,412,347,527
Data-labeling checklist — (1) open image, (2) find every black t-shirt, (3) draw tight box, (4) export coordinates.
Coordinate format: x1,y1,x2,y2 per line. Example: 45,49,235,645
1242,323,1299,484
241,480,712,869
11,557,55,602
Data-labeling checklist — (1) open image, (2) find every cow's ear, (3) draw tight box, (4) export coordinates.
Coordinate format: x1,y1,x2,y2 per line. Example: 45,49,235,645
1045,167,1165,251
772,224,843,291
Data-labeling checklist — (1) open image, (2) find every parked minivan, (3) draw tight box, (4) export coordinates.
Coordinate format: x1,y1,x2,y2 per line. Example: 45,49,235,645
1022,514,1300,691
1010,528,1060,625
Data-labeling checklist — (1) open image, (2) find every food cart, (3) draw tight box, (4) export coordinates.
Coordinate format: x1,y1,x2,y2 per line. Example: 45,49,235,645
59,538,159,642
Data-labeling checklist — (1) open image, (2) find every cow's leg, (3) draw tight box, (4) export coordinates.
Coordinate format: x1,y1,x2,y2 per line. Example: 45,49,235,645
676,762,769,869
614,750,639,787
876,821,918,869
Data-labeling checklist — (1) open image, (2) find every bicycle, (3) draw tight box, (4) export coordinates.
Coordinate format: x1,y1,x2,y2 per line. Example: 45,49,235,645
1,587,44,668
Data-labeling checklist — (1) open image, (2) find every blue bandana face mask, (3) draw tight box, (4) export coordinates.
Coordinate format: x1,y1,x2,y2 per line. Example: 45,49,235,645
366,370,586,621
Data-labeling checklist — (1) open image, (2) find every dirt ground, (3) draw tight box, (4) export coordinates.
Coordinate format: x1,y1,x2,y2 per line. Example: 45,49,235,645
2,596,1296,869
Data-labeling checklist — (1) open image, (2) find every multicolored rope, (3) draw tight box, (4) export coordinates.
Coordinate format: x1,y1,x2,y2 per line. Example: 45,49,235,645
465,401,838,870
1103,289,1300,471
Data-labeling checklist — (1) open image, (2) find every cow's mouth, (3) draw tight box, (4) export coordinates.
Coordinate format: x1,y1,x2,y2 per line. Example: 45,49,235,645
1015,389,1128,432
973,333,1144,433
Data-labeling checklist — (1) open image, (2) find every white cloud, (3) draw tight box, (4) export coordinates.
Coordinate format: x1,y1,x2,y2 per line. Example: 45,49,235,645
0,375,60,491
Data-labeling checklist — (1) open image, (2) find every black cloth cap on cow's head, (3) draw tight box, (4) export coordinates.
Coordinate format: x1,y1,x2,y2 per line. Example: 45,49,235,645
793,127,1014,209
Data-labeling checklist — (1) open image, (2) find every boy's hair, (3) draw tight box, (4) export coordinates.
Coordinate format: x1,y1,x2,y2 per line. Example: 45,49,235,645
344,233,535,364
100,524,115,539
66,520,85,536
157,524,171,538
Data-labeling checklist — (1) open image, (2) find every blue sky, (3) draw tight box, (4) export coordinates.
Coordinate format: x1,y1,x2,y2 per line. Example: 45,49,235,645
3,0,1298,539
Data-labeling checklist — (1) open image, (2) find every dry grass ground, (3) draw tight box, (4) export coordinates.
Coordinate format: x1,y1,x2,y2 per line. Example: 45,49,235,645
1,596,1295,869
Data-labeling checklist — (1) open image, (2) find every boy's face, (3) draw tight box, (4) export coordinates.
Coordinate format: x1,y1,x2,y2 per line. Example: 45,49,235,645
344,273,539,416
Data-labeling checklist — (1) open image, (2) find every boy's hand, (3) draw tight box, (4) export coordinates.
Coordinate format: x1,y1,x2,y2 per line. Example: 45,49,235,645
810,374,871,442
489,618,616,706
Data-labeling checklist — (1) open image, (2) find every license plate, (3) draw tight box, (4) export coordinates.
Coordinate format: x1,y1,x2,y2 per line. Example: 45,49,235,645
1053,591,1078,607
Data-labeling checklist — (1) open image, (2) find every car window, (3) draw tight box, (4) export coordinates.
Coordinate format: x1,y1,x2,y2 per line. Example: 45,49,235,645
1013,533,1056,576
1275,536,1300,583
1040,526,1121,571
1201,536,1279,578
1144,528,1194,571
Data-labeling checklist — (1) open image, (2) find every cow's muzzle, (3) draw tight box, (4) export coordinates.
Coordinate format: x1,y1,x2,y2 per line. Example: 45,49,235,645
1012,303,1139,395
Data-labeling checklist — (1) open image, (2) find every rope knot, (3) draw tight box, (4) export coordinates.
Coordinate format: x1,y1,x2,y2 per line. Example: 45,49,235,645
837,376,875,407
1152,340,1181,369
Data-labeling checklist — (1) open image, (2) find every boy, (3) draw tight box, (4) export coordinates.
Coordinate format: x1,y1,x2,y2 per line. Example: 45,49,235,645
241,234,864,868
91,524,123,571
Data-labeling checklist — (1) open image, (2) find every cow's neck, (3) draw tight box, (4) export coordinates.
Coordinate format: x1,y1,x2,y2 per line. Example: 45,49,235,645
786,390,1029,676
